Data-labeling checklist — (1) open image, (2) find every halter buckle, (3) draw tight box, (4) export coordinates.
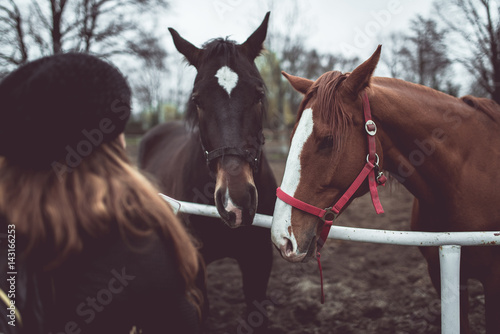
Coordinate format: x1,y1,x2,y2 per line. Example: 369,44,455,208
376,171,387,185
321,207,337,222
365,120,377,136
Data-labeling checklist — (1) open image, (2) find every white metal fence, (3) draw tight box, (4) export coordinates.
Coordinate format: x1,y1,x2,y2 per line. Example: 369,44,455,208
160,194,500,334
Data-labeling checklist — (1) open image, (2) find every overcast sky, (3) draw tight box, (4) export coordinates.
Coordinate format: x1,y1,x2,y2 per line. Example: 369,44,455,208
162,0,436,76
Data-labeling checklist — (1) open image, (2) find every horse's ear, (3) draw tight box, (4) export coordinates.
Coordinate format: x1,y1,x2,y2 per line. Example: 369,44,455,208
240,12,270,60
282,71,313,95
344,45,382,97
169,28,202,68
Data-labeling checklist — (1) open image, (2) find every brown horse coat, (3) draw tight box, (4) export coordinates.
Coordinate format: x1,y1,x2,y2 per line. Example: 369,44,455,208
272,46,500,333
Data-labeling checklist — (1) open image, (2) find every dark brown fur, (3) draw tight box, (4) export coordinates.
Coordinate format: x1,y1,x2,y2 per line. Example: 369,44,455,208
139,13,276,330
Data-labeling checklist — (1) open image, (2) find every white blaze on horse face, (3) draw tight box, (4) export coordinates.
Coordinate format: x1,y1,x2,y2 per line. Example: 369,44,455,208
224,187,243,227
271,108,314,252
215,66,238,96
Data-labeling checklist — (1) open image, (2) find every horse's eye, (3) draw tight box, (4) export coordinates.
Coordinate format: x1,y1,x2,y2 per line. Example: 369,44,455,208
318,136,334,150
256,88,265,104
191,94,201,109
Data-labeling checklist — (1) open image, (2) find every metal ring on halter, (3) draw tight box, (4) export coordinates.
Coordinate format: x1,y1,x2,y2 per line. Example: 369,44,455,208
365,120,377,136
366,153,380,166
320,207,337,222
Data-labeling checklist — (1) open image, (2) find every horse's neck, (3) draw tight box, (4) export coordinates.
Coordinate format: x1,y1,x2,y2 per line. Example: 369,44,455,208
371,81,497,202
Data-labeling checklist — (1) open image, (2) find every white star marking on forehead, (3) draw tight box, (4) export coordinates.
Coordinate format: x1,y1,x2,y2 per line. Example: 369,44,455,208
215,66,238,96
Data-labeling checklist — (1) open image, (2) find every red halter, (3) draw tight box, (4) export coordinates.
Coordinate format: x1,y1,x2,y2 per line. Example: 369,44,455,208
276,91,387,303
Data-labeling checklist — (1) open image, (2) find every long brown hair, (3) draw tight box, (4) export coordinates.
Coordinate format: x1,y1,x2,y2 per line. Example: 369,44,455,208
0,138,203,315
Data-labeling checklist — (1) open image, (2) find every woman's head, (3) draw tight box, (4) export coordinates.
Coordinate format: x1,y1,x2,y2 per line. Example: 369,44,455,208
0,52,131,169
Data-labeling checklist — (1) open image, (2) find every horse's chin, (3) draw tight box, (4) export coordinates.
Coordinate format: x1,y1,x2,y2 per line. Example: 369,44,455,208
219,209,255,228
279,252,306,263
276,235,317,263
303,236,318,262
219,212,238,228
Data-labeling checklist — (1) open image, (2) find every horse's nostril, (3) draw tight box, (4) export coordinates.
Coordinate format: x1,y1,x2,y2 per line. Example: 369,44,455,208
248,185,257,212
215,188,224,207
285,238,293,257
214,189,228,219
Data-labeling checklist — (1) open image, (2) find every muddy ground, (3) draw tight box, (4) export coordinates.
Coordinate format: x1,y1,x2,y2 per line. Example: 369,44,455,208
127,136,486,334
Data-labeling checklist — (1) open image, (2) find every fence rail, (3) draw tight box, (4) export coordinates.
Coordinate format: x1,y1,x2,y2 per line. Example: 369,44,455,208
160,193,500,334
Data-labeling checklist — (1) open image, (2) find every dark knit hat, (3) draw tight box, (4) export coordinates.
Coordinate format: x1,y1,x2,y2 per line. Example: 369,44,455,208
0,52,131,168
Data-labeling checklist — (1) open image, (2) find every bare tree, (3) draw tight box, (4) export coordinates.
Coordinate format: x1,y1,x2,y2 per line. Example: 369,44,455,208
0,0,169,70
262,0,306,134
437,0,500,101
382,15,458,95
130,30,168,128
404,15,452,90
0,0,29,67
382,32,410,79
0,0,171,128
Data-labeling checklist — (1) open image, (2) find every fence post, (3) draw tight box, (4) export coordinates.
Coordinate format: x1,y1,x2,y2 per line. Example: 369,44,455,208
439,245,461,334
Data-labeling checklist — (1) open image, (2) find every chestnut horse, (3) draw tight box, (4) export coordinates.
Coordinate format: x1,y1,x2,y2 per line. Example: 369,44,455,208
271,46,500,333
139,13,276,329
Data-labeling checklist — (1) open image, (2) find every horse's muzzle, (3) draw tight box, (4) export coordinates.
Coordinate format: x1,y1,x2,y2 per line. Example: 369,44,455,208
274,234,316,263
214,157,258,228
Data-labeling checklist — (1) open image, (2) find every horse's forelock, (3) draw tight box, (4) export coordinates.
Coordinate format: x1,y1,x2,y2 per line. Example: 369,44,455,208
295,71,352,154
201,38,238,65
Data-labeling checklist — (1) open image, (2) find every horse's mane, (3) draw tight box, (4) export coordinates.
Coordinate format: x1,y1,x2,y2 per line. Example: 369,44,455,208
460,95,500,122
376,77,500,121
296,71,352,154
293,73,500,157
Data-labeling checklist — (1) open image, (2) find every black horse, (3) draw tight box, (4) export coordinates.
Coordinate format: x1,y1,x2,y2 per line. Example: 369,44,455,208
138,12,276,330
